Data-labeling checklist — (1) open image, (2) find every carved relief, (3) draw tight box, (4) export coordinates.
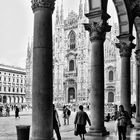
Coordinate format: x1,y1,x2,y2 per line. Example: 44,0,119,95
31,0,55,12
116,42,135,57
84,21,111,42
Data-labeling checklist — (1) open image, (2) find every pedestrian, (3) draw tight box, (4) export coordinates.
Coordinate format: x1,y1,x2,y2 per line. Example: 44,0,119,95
6,106,10,117
116,105,130,140
65,106,71,125
62,105,66,125
63,105,71,125
104,113,111,122
15,106,20,118
0,106,3,117
74,105,91,140
53,104,61,140
132,104,136,118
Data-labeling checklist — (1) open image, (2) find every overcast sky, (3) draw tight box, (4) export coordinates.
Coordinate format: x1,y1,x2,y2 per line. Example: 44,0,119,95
0,0,117,68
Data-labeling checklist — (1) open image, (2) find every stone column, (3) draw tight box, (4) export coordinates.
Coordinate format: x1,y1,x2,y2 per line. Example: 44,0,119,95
135,49,140,122
84,15,111,136
116,39,135,116
31,0,55,140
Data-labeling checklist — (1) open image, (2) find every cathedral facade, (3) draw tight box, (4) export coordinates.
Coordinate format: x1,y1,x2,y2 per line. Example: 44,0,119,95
26,0,136,106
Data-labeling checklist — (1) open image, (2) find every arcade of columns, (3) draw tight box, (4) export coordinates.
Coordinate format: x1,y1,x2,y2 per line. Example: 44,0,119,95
31,0,140,139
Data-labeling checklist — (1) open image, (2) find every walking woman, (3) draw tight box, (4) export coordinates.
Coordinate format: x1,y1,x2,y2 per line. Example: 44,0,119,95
74,105,91,140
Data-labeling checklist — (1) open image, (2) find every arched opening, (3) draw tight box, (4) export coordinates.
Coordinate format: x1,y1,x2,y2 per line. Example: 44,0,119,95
21,97,24,103
9,96,11,103
69,60,74,71
108,92,114,102
3,96,7,104
68,87,75,103
17,96,20,103
13,96,16,103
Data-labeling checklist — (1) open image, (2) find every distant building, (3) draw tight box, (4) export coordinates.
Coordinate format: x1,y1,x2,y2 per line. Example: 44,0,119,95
0,64,26,105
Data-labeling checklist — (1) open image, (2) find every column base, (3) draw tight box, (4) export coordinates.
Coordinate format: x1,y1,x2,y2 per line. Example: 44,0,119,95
86,127,110,136
31,137,55,140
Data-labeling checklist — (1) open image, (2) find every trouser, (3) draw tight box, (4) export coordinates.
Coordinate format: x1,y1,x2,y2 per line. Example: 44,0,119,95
54,125,61,140
118,126,127,140
64,117,69,125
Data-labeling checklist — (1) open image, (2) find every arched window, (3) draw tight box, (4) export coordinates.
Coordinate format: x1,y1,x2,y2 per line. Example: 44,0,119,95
9,96,11,103
3,96,7,103
21,97,24,103
108,92,114,102
13,96,16,103
69,60,74,71
109,70,113,81
69,31,76,49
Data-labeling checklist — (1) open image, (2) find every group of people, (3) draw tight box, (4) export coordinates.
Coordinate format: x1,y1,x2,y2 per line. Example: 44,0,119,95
0,105,20,118
53,104,134,140
53,104,91,140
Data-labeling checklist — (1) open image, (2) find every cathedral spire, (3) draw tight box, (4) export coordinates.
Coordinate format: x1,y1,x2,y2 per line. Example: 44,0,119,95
79,0,83,19
55,4,59,25
27,39,31,60
60,0,64,24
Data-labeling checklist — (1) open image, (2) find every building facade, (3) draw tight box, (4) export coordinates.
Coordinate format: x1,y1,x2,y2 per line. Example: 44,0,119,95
53,0,136,105
27,0,136,106
0,64,26,105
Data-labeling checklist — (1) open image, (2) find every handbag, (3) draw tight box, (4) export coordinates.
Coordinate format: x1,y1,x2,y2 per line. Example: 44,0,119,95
74,128,78,136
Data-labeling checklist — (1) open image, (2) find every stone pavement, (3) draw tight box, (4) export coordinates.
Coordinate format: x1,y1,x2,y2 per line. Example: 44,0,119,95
0,110,140,140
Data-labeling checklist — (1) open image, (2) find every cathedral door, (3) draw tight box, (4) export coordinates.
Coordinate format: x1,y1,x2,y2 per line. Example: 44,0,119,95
68,88,75,103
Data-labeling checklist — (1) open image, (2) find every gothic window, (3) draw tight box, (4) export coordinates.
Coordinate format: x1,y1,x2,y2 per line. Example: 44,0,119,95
69,60,74,71
69,30,76,49
108,92,114,102
109,70,113,81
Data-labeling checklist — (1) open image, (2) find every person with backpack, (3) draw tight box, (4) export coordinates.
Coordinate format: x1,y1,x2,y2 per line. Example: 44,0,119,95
63,106,71,125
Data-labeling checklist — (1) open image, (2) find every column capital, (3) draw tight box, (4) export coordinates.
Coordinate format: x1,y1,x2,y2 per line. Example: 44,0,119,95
31,0,56,13
83,21,111,42
135,49,140,66
116,42,135,57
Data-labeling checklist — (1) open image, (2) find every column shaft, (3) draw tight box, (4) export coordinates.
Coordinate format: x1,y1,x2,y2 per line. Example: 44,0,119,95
89,40,105,132
116,38,135,117
135,50,140,122
31,8,54,140
121,57,131,115
84,18,111,135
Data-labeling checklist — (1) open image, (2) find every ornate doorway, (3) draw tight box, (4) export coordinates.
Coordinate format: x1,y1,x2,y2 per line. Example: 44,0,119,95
68,88,75,103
